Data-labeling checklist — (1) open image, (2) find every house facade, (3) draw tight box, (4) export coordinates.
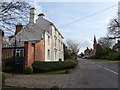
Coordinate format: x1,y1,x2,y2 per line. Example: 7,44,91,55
2,7,64,67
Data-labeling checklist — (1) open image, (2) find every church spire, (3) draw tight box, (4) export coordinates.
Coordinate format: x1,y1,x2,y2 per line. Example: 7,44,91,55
93,35,97,50
94,35,97,44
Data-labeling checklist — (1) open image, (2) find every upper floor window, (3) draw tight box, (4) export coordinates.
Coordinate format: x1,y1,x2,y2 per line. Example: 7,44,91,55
48,35,50,45
54,36,57,47
58,40,60,50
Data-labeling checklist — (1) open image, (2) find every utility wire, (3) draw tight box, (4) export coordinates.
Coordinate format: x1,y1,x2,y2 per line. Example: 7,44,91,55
58,4,117,28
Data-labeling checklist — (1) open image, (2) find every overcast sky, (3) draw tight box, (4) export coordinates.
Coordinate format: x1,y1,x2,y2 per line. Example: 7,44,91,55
32,1,117,53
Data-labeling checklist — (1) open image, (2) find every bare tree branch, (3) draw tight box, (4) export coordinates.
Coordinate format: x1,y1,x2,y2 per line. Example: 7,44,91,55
0,1,31,36
108,18,120,39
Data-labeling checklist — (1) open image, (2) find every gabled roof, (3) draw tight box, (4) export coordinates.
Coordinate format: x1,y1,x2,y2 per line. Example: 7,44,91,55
42,18,64,39
10,23,44,44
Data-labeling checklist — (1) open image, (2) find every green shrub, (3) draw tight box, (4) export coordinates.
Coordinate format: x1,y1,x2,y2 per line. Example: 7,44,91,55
65,69,72,74
0,72,7,84
32,59,78,73
4,66,13,73
108,52,120,60
25,66,33,74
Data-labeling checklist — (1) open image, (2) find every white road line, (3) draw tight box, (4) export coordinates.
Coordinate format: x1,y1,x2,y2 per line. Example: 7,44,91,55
104,67,118,75
96,64,102,67
96,64,118,75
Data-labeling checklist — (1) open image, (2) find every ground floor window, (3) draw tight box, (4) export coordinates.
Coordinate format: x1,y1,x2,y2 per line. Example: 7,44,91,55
12,49,24,57
55,49,57,60
48,49,50,60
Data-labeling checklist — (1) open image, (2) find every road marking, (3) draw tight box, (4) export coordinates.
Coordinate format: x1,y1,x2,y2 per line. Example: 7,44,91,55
96,64,118,75
96,64,102,67
104,67,118,75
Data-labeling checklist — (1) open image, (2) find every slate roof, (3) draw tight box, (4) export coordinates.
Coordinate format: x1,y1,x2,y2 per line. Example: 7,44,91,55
9,13,64,46
9,23,44,47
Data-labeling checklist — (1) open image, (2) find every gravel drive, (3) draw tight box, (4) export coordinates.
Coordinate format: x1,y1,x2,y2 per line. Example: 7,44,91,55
5,73,71,88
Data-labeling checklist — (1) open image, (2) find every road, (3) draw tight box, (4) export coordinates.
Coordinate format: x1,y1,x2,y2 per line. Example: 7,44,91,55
64,59,118,88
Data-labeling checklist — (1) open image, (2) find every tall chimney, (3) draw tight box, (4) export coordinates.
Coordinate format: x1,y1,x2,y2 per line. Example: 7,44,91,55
30,7,36,23
38,13,45,18
15,24,23,35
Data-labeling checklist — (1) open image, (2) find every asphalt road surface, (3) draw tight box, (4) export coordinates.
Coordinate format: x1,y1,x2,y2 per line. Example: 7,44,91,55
64,59,118,88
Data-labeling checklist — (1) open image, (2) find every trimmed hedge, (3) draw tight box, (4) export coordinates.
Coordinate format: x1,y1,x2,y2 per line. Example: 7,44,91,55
108,52,120,60
32,59,78,73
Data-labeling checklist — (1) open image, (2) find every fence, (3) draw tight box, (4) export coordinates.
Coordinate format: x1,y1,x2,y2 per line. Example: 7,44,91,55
2,46,25,73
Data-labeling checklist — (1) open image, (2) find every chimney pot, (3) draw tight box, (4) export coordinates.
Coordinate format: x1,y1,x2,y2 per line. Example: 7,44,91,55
30,7,36,23
38,13,45,18
15,24,23,35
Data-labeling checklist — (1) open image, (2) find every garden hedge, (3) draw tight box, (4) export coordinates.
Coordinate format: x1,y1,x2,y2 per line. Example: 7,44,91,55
32,59,78,73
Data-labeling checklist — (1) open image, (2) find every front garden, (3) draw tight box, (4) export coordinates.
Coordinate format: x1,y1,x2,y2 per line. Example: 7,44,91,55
1,59,78,88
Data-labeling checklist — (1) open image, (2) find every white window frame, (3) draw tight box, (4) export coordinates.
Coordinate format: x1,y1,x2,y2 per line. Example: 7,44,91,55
12,49,24,57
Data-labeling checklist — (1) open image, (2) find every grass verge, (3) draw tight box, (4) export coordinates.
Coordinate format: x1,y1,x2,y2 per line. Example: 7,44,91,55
95,59,120,63
33,69,73,75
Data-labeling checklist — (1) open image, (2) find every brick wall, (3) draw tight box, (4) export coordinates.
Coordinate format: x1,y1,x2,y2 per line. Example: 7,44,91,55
35,40,45,61
2,48,13,59
24,40,45,67
24,42,35,66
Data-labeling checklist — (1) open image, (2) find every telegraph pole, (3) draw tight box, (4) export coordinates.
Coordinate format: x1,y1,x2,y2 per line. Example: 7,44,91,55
12,37,16,76
118,1,120,41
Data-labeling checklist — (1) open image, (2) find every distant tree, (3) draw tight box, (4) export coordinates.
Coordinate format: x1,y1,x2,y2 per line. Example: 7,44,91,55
80,52,84,57
108,18,120,39
95,44,104,59
0,1,31,36
98,36,114,48
64,44,71,60
65,39,80,55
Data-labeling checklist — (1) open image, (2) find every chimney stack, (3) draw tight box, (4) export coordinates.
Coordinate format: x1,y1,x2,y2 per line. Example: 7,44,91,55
15,24,23,35
30,7,36,23
38,13,45,18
